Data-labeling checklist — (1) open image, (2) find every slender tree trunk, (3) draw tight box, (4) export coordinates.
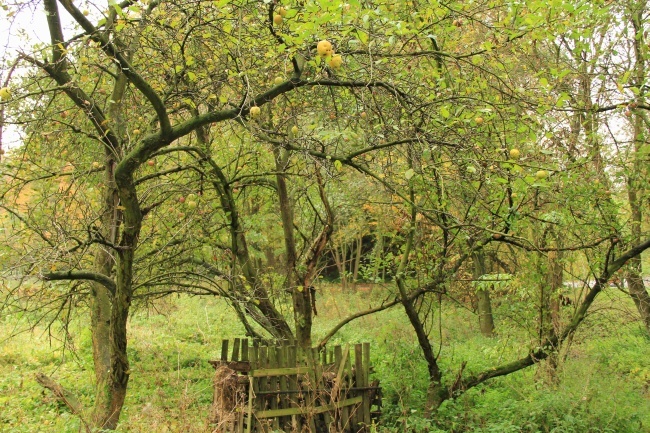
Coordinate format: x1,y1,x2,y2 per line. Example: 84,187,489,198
373,235,383,282
352,235,363,288
545,247,563,379
273,145,313,348
333,245,348,290
473,251,495,337
626,6,650,335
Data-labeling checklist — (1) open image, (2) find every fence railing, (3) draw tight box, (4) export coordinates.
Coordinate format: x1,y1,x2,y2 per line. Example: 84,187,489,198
209,339,380,433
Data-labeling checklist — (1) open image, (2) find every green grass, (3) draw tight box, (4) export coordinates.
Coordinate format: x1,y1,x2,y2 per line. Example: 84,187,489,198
2,287,650,432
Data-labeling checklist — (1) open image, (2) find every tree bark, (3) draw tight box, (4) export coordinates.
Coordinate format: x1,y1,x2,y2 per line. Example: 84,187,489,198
473,251,495,337
625,5,650,335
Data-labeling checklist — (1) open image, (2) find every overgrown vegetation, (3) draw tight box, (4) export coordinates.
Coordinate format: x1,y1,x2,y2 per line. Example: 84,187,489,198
1,0,650,430
2,288,649,432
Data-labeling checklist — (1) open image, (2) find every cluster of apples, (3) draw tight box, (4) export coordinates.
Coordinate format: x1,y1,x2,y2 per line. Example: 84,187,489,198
317,40,343,69
508,148,548,179
249,39,343,119
273,6,287,25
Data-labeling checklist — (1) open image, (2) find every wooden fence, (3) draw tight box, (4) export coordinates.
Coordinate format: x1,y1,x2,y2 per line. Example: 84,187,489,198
209,339,380,433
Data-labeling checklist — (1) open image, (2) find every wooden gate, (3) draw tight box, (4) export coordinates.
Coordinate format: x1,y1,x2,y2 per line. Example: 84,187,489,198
209,339,380,433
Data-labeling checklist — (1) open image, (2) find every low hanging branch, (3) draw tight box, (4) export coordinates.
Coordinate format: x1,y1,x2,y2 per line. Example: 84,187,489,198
35,373,91,433
42,270,116,296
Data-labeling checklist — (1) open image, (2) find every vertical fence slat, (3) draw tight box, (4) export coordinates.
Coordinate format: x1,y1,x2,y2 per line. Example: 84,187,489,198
287,345,302,433
233,338,241,361
241,339,249,362
277,346,289,431
341,346,352,432
354,344,364,430
257,346,268,433
221,340,229,361
248,343,258,433
268,346,279,431
362,342,371,428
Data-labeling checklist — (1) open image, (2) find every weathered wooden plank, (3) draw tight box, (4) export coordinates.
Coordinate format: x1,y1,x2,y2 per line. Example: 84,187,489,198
353,344,364,430
255,396,363,418
241,339,249,362
257,346,269,433
248,348,258,433
332,344,350,397
362,342,371,428
237,401,244,433
233,338,241,361
208,360,251,372
277,346,289,431
287,345,301,433
341,347,352,432
221,340,229,361
268,346,279,431
250,366,311,377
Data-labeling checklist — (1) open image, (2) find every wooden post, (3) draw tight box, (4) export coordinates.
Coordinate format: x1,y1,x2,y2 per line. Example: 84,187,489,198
242,339,249,362
258,346,269,433
268,346,279,431
354,344,364,431
341,346,352,432
287,345,302,433
362,342,371,428
221,340,229,361
277,345,289,431
233,338,241,361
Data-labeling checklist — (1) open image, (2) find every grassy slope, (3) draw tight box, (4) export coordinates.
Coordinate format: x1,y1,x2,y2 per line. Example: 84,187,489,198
1,286,649,432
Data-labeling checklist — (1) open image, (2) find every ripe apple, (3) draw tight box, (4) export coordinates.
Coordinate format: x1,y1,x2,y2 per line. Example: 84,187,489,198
360,111,367,119
147,160,155,166
179,196,186,203
317,40,333,57
453,19,463,27
475,116,484,124
624,110,632,117
250,106,261,117
273,14,283,25
328,54,343,69
61,110,68,119
535,170,548,180
509,148,520,159
277,7,287,17
0,87,12,101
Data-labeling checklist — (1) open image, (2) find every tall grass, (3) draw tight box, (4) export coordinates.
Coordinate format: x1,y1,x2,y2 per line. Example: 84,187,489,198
1,286,649,432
